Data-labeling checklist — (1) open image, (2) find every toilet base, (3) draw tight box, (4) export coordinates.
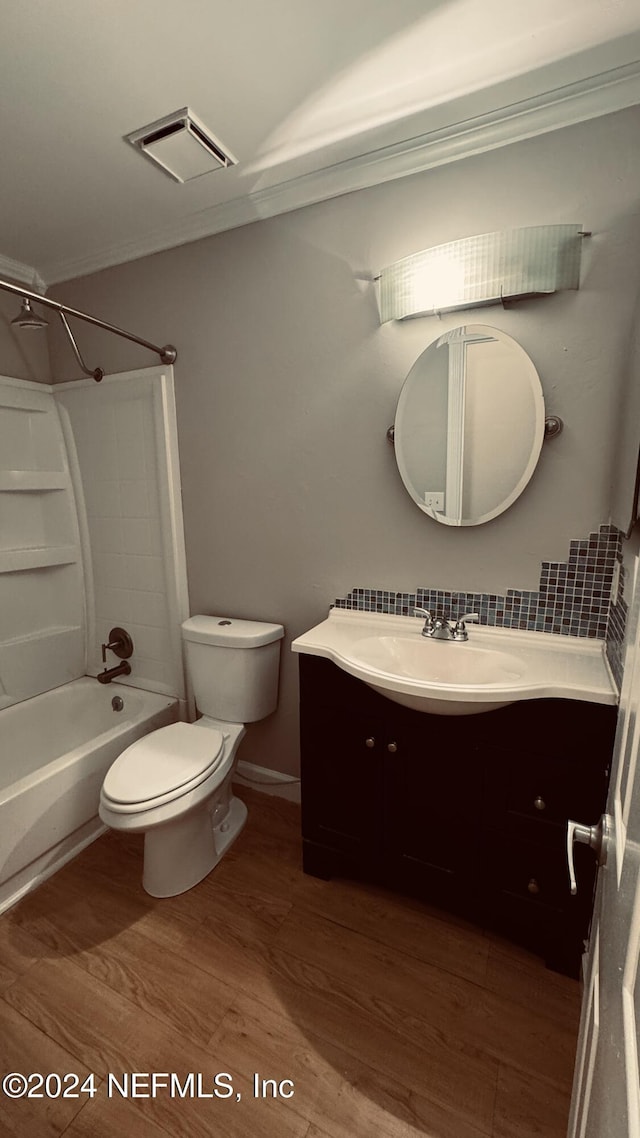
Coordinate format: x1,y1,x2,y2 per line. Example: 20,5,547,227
142,793,247,898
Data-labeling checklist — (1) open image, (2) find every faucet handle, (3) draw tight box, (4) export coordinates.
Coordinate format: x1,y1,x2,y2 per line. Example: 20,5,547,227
413,607,434,628
101,626,134,662
452,612,479,641
457,612,479,625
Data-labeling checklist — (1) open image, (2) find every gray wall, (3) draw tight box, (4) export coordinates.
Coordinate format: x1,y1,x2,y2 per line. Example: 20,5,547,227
41,104,640,775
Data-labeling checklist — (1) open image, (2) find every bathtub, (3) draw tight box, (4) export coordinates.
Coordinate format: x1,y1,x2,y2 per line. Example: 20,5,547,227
0,678,179,914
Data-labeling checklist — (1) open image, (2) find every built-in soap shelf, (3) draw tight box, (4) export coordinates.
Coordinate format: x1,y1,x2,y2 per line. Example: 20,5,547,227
0,471,68,491
0,464,76,574
0,546,79,574
0,377,87,709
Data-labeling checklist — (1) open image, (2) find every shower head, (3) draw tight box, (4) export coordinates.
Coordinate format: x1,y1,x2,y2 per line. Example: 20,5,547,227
11,297,49,330
0,277,176,375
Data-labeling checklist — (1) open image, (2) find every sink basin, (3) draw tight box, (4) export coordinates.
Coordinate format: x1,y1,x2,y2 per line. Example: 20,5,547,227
350,635,523,686
291,609,617,715
350,634,523,714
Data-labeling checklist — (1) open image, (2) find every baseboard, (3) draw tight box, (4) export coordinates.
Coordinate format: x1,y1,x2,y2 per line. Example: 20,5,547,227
234,760,301,804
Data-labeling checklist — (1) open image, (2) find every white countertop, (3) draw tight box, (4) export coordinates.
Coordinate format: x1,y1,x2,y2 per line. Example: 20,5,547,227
291,608,618,710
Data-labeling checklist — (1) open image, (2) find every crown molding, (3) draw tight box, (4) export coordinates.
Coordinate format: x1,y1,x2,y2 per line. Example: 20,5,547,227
42,59,640,286
0,253,47,294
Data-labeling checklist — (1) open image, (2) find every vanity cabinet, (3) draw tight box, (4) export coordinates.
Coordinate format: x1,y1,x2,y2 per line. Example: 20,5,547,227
298,654,617,975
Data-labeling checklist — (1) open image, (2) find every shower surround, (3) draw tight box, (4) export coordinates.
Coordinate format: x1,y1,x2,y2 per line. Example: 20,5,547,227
0,366,189,910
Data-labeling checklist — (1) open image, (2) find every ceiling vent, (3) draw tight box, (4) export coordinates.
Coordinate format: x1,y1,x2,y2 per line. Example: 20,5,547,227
125,108,237,183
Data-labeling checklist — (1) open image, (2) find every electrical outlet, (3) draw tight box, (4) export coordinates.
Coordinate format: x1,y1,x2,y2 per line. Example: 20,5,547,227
424,491,444,511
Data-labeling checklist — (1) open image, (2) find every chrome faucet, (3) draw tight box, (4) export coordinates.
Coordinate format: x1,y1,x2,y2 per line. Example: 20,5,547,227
413,608,479,642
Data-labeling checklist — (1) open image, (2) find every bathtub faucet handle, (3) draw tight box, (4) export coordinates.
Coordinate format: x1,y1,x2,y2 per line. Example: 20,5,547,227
101,626,134,663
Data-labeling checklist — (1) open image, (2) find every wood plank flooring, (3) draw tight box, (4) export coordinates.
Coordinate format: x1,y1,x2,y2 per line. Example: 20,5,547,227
0,788,581,1137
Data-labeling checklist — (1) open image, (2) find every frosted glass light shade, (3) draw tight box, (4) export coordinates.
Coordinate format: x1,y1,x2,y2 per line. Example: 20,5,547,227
378,225,584,322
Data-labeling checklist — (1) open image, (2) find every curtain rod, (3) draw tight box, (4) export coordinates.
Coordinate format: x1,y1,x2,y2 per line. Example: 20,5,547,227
0,277,177,381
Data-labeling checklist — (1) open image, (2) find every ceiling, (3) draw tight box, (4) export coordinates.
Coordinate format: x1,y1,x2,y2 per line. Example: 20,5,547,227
2,0,640,289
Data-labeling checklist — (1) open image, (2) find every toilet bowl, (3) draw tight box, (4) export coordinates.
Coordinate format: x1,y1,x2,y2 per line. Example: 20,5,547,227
99,718,246,897
98,614,284,897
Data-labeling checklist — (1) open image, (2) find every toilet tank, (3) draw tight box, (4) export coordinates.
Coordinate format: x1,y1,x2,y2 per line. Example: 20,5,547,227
181,616,284,723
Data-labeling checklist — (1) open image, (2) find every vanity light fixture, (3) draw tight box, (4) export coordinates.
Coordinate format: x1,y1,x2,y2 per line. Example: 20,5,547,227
377,225,586,322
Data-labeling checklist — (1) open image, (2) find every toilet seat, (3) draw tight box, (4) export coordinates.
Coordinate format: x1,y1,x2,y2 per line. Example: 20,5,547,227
101,722,226,813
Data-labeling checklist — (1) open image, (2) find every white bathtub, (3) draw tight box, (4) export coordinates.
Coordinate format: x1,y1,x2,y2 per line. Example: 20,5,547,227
0,678,179,914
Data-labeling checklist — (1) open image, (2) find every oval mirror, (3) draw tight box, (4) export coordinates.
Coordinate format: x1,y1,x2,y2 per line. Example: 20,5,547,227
394,324,545,526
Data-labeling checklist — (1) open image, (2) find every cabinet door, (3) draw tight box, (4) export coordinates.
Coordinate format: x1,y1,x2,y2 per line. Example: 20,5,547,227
300,701,384,861
383,712,482,911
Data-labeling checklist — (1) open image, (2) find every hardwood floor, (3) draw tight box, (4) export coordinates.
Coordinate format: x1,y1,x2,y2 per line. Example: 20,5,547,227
0,788,581,1137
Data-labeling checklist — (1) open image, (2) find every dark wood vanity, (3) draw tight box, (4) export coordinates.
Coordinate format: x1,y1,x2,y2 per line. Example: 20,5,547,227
298,653,617,976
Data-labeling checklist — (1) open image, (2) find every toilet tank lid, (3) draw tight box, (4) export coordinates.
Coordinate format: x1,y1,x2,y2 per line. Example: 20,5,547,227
182,615,284,647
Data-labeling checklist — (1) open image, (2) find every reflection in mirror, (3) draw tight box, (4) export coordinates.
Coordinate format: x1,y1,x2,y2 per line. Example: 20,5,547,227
394,325,545,526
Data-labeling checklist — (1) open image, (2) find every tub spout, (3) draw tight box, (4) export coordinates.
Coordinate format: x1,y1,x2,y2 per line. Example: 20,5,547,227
97,661,131,684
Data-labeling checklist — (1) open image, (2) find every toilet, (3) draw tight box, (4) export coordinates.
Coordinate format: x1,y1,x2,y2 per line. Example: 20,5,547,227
99,615,284,897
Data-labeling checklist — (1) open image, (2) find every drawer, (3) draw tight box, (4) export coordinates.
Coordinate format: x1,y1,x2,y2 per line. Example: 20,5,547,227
481,829,596,912
483,750,609,835
485,759,568,827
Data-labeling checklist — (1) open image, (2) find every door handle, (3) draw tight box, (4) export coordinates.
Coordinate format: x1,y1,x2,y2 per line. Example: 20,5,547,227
566,815,609,895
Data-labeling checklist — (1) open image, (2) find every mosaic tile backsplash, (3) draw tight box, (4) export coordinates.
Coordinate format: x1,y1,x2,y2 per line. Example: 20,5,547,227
606,559,628,691
333,524,627,688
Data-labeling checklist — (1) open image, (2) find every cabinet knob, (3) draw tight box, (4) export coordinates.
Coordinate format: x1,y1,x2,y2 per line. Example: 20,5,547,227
387,742,398,753
534,796,546,811
527,878,540,895
365,737,375,748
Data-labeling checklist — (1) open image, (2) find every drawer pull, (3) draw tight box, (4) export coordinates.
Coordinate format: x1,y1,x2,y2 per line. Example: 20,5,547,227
365,737,375,748
387,742,398,753
527,878,540,895
534,796,546,811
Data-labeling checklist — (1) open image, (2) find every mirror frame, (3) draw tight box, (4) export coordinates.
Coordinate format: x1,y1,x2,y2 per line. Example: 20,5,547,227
394,324,545,526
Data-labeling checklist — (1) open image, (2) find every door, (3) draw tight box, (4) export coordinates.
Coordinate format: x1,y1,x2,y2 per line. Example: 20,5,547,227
568,559,640,1137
